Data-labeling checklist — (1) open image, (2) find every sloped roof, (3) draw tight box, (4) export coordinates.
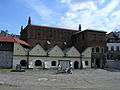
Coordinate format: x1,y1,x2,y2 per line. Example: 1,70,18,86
0,36,30,46
47,45,64,56
63,47,71,53
74,29,106,35
27,24,78,32
63,46,80,56
29,44,46,56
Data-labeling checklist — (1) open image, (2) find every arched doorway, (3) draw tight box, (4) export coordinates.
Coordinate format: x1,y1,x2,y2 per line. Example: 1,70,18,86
20,60,27,66
96,59,100,68
51,61,56,66
35,60,42,66
74,61,79,69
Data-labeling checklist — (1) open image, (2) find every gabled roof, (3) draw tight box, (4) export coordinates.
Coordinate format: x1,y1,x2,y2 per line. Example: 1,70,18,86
74,29,106,35
29,44,46,56
0,36,30,46
47,45,64,56
63,47,71,53
27,24,78,32
13,43,28,55
63,46,80,57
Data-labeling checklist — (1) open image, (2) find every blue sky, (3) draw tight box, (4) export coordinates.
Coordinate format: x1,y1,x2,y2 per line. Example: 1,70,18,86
0,0,120,34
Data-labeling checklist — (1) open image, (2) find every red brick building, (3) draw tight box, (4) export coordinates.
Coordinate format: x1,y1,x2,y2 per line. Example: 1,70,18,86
20,17,106,51
20,17,107,68
73,29,106,52
20,17,80,50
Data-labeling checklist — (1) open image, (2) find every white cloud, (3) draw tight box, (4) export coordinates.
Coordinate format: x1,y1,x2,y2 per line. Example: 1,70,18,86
70,1,97,11
100,0,119,17
22,0,120,33
99,0,105,4
23,0,55,24
59,0,72,3
58,0,120,32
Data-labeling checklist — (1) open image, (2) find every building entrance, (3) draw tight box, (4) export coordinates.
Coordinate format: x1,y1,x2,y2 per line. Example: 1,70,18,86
74,61,79,69
96,59,100,68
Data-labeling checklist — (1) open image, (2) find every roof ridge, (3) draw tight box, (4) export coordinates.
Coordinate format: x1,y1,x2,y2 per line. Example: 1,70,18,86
28,24,78,31
0,36,30,46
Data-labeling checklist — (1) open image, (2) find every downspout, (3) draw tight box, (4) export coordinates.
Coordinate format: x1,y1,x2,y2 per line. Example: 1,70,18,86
80,53,83,69
27,51,29,69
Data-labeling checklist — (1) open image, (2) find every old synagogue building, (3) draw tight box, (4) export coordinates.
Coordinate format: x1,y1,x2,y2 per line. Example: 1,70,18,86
0,17,106,69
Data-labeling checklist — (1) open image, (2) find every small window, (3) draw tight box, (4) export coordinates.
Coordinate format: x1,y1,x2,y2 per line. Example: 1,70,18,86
101,48,104,53
107,54,109,59
64,42,67,45
116,46,119,51
85,61,88,66
0,43,3,46
107,47,108,51
35,60,42,66
47,41,51,44
92,48,94,53
111,46,114,51
51,61,56,66
96,47,99,52
20,60,27,66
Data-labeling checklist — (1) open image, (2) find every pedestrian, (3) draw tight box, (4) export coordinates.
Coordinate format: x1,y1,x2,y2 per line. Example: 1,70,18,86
57,64,62,72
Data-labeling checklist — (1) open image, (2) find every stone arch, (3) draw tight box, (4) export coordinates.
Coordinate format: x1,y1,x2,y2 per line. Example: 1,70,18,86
51,61,56,66
20,60,27,66
74,61,79,69
35,60,42,66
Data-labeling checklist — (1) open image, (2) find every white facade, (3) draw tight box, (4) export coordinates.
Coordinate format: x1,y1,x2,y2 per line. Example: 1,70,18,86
13,43,28,69
107,43,120,51
13,44,92,69
82,47,92,68
107,43,120,60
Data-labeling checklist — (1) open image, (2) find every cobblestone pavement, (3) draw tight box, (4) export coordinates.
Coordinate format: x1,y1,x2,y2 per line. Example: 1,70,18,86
0,68,120,90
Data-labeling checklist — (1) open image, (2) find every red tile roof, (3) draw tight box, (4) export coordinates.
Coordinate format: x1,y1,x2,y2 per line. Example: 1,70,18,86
29,24,78,32
0,36,30,46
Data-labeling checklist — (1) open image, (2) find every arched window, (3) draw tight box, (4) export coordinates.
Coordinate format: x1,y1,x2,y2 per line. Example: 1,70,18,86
96,47,99,52
111,46,114,51
101,48,104,53
35,60,42,66
74,61,79,69
92,48,94,53
51,61,56,66
20,60,27,66
85,61,88,66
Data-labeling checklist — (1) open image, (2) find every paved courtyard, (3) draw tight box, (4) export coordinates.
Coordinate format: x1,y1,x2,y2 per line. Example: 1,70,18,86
0,68,120,90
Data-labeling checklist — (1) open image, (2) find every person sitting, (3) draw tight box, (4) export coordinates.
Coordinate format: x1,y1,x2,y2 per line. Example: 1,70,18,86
57,64,62,72
65,64,72,73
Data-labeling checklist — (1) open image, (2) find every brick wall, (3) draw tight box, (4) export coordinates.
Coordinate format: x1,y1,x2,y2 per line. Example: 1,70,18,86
20,25,78,50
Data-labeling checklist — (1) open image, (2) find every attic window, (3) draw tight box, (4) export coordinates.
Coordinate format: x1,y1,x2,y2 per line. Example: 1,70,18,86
47,41,51,44
64,42,67,45
0,44,3,46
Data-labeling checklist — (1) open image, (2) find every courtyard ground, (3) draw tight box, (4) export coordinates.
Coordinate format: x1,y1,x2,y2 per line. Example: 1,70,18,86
0,68,120,90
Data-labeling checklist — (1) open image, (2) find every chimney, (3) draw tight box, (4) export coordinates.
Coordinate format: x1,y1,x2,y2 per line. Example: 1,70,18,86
21,26,23,31
28,17,31,25
79,24,81,31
